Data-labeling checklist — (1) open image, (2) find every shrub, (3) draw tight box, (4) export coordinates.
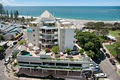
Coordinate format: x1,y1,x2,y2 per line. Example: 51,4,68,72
79,49,84,55
45,48,50,53
66,48,71,55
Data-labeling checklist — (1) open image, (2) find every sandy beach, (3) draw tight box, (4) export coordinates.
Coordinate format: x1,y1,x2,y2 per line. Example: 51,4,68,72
19,15,120,29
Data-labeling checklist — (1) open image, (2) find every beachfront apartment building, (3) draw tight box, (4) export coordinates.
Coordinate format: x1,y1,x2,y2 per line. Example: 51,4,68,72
17,10,98,79
27,10,76,52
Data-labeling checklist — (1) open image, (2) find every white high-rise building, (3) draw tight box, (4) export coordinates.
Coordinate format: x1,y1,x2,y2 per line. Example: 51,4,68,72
27,10,76,52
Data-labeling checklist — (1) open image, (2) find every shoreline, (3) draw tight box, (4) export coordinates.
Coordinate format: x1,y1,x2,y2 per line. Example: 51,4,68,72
18,15,120,26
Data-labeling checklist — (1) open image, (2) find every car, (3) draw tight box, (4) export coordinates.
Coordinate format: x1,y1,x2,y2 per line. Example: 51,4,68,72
13,41,17,45
105,53,110,58
102,48,106,52
4,58,11,65
18,37,23,41
109,58,116,65
94,73,107,78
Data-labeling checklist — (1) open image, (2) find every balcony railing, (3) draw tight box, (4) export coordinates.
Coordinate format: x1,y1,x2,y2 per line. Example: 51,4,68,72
39,31,58,35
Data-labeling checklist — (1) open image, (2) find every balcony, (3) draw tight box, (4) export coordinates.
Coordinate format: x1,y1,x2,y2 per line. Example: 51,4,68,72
54,36,58,39
54,32,58,34
39,31,58,35
54,42,58,44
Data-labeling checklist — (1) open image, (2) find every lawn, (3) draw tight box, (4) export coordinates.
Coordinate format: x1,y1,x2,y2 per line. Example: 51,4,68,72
109,30,120,38
105,44,117,56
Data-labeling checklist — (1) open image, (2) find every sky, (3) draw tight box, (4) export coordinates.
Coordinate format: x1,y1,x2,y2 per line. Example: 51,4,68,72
0,0,120,6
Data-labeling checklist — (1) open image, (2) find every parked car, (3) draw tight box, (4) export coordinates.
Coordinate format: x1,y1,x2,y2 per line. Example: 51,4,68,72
18,37,23,41
105,53,110,58
109,58,116,65
94,73,107,78
13,41,17,45
100,48,106,53
4,58,11,65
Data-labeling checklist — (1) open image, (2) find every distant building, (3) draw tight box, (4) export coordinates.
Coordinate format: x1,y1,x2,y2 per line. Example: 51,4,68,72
27,10,76,52
0,24,23,40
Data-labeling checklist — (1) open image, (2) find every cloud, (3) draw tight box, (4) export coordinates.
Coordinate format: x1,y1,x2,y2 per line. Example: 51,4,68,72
0,0,15,6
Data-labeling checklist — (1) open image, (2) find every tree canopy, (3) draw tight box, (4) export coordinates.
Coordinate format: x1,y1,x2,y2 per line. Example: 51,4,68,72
75,32,102,58
66,48,72,55
52,46,59,54
115,42,120,58
0,46,4,52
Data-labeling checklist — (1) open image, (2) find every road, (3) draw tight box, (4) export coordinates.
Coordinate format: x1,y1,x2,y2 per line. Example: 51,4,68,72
0,43,19,80
99,43,120,80
99,57,120,80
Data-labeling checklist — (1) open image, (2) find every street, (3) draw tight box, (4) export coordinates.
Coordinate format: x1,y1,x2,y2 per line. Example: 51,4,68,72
99,43,120,80
0,43,19,80
99,57,120,80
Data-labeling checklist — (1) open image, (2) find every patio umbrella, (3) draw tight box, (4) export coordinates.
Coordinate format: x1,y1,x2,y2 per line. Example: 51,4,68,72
33,46,40,51
18,45,27,51
28,43,33,47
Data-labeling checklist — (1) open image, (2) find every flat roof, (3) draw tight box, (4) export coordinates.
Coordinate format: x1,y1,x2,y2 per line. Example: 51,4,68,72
43,20,55,24
40,26,58,29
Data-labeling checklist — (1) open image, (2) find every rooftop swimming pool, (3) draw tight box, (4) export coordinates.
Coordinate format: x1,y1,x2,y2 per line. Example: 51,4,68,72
21,51,31,56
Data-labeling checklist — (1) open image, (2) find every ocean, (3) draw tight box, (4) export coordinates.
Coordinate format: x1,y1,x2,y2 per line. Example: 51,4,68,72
4,6,120,21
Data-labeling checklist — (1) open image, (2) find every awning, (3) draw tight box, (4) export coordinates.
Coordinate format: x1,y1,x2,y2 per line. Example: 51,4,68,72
33,46,40,51
18,45,27,51
28,43,33,47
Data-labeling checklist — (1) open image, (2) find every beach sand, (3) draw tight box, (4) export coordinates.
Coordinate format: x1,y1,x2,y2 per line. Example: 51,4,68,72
19,15,120,29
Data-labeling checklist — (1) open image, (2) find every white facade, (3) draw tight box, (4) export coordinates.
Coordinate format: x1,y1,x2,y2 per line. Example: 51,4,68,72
27,10,76,51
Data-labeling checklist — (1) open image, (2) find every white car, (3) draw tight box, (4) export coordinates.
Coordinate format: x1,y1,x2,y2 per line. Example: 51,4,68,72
94,73,107,78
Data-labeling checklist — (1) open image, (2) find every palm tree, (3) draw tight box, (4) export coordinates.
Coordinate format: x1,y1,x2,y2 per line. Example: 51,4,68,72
66,48,72,55
52,46,59,54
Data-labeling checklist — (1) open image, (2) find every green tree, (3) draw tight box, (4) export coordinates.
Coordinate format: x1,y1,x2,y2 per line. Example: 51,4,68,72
115,43,120,58
52,46,59,54
0,46,4,52
0,34,4,41
21,17,25,23
75,32,102,58
85,22,95,29
6,10,9,18
12,52,19,58
99,29,109,36
19,40,26,45
10,10,13,19
79,48,84,55
86,50,95,58
14,10,19,20
84,42,95,51
0,3,4,16
66,48,72,55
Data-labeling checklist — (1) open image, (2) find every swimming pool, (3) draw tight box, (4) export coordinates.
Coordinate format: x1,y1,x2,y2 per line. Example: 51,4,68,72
21,51,31,56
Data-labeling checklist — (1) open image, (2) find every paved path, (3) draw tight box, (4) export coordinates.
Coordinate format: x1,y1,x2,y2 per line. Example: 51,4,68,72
0,43,19,80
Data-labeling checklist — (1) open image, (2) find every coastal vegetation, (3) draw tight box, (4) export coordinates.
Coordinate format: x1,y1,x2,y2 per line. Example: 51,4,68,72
105,42,120,61
66,48,72,55
0,46,4,52
75,31,102,58
52,46,59,54
109,30,120,38
85,22,120,30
